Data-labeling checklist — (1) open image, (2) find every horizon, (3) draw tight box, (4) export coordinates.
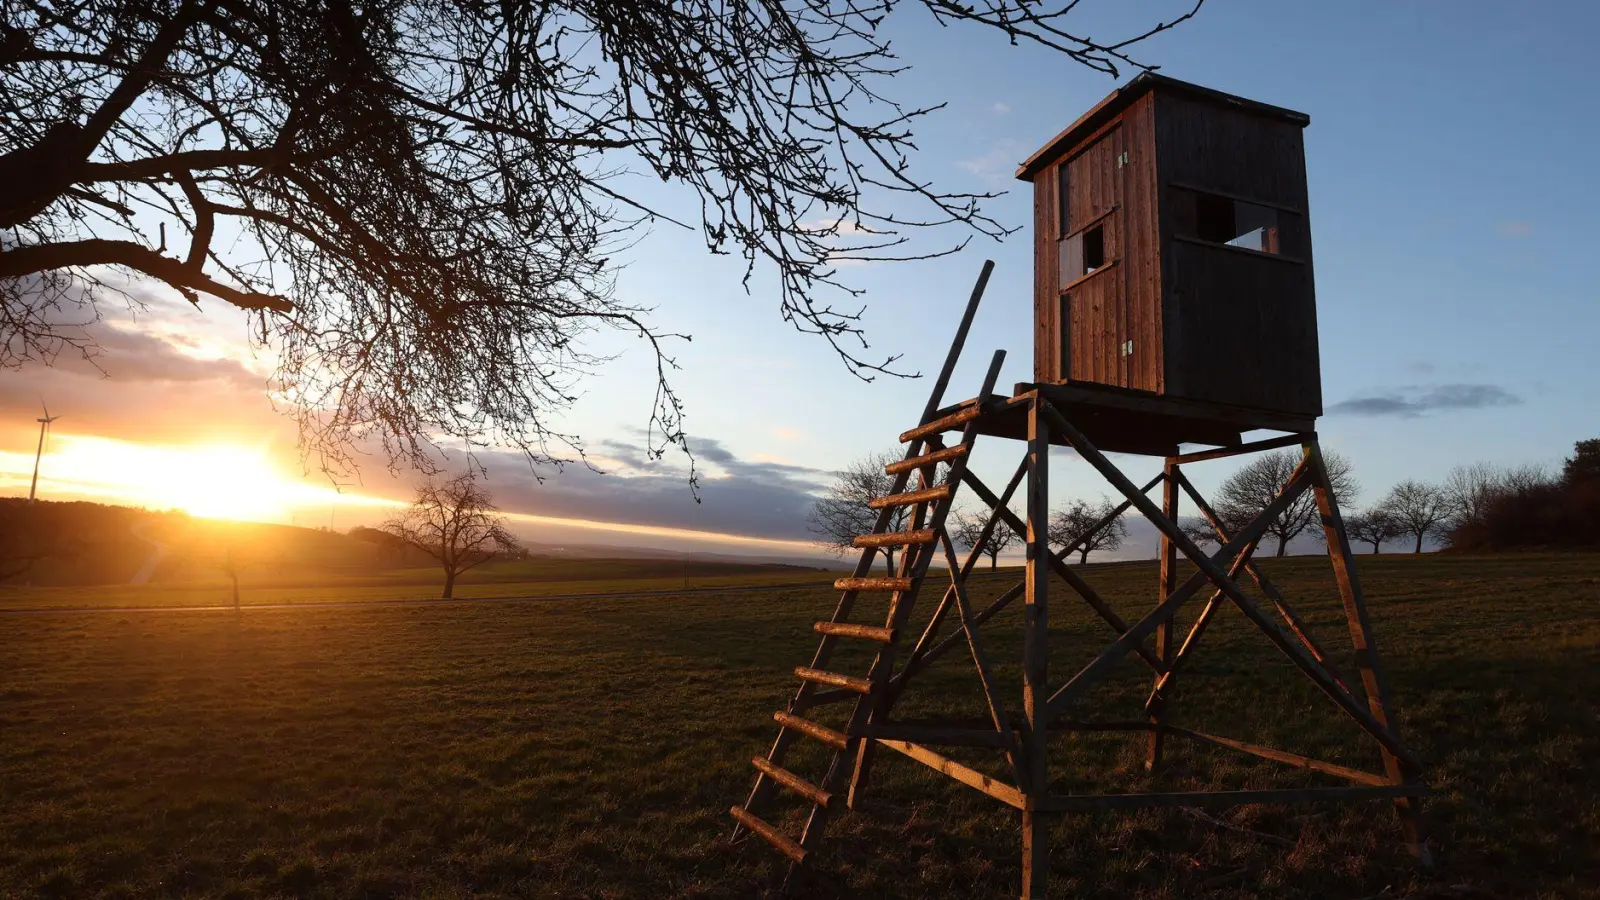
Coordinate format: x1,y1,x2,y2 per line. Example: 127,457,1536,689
3,1,1595,561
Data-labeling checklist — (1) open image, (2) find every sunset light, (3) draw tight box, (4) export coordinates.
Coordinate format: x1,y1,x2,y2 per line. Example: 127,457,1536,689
0,434,398,522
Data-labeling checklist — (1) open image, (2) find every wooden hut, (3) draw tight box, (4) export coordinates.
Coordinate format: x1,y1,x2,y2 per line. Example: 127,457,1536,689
1014,73,1320,451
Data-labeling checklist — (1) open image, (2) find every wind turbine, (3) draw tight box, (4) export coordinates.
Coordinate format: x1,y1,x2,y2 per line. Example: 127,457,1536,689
28,400,60,503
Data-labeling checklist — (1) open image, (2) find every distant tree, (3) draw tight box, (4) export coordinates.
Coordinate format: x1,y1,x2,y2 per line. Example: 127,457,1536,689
1562,439,1600,486
1441,461,1551,533
1213,449,1357,557
1381,481,1450,554
1346,509,1403,555
807,450,910,576
950,507,1015,569
382,474,520,599
1178,516,1220,549
1048,496,1128,565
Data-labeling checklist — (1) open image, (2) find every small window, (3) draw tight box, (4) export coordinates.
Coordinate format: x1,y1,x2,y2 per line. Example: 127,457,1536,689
1082,225,1105,272
1174,187,1283,255
1057,223,1106,288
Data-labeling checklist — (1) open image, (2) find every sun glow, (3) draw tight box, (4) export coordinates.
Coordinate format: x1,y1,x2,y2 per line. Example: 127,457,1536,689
0,434,399,522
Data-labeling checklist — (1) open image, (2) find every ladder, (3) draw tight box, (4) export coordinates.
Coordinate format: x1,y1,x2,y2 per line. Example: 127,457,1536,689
729,347,1006,885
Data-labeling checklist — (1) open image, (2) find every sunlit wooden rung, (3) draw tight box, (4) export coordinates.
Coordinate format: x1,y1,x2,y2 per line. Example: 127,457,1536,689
751,756,833,808
833,576,913,593
774,711,848,750
814,621,896,643
868,484,951,509
885,444,968,475
794,666,874,694
899,406,981,443
853,529,935,549
729,806,807,863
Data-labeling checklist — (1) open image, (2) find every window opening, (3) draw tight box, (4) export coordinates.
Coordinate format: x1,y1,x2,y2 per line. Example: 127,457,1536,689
1174,187,1283,255
1057,223,1106,288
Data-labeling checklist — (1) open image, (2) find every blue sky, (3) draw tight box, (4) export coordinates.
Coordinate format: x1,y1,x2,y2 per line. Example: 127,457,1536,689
4,1,1596,559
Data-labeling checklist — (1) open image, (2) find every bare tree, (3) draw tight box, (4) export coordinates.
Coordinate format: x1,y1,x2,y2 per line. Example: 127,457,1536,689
807,450,908,576
1346,509,1402,555
950,507,1015,569
382,473,520,598
0,1,1202,477
1381,480,1450,554
1178,515,1219,550
1047,496,1128,565
1212,449,1358,558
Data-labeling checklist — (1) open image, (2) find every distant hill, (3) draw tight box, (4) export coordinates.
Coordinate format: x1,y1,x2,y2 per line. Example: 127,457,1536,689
0,498,838,588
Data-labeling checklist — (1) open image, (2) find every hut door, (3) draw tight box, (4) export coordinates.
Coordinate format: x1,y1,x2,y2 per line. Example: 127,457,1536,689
1058,126,1125,388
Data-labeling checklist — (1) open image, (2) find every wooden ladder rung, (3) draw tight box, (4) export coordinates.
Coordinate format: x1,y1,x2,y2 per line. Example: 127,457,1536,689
853,529,936,549
814,621,896,643
751,756,833,808
795,666,874,694
868,484,951,509
834,576,913,592
886,444,968,475
774,710,849,750
899,405,982,443
729,806,808,863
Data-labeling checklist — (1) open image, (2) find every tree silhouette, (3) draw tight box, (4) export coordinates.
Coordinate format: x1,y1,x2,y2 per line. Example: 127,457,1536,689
1047,496,1127,565
807,450,908,576
1212,449,1357,557
1381,480,1450,554
950,507,1015,569
0,1,1201,476
1346,509,1402,555
382,473,519,598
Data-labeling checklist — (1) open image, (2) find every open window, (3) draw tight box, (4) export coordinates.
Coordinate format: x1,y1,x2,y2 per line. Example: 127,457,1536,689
1058,223,1106,288
1172,187,1285,255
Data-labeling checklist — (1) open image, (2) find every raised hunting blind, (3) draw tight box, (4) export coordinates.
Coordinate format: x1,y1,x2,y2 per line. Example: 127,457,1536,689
729,76,1429,899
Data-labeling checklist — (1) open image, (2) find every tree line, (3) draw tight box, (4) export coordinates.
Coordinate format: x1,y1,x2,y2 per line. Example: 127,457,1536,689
809,438,1600,568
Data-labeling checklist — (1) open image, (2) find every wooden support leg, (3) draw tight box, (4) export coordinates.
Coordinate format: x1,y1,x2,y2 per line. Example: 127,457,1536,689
1146,458,1179,771
1306,441,1433,869
1021,398,1052,896
1021,810,1051,900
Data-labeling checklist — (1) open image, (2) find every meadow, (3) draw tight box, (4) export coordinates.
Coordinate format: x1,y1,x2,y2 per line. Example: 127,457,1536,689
1,552,1596,898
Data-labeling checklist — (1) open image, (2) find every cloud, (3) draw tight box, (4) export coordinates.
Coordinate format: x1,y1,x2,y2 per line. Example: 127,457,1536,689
1328,383,1521,418
957,139,1024,187
1497,220,1533,237
991,102,1012,115
435,434,831,544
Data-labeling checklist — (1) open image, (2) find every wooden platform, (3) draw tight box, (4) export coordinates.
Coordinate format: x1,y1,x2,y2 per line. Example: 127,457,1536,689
934,382,1316,456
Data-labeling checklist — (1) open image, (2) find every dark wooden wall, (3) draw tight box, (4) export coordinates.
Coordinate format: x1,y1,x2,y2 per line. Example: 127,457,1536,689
1154,91,1320,417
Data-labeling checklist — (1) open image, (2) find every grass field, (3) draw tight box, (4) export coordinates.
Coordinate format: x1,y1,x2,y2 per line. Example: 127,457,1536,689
2,552,1596,898
0,558,840,611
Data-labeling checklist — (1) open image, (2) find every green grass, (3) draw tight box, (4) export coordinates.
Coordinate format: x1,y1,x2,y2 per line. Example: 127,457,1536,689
1,552,1596,898
0,558,840,610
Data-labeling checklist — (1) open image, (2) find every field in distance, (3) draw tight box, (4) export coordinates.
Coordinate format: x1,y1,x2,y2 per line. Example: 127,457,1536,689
2,552,1596,898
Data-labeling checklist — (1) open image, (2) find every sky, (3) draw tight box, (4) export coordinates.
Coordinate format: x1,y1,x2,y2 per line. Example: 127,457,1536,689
3,1,1597,561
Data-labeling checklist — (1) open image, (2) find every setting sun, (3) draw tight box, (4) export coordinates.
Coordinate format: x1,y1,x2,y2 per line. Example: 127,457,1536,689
0,434,397,522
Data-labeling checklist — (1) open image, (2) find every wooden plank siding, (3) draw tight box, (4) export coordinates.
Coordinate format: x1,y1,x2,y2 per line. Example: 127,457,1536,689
1153,90,1321,417
1020,74,1322,437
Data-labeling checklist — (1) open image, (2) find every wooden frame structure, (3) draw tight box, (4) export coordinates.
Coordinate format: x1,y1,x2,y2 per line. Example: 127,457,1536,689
729,263,1430,897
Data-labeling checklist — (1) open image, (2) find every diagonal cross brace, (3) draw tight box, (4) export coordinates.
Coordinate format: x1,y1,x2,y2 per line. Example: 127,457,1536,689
1036,401,1423,773
1044,468,1311,719
1173,468,1355,697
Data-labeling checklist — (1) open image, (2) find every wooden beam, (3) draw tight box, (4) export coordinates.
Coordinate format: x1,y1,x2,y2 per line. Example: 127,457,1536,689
868,722,1013,748
1037,401,1423,773
1171,432,1316,465
1035,784,1425,813
875,739,1027,809
1021,395,1051,898
918,259,993,423
1175,470,1355,697
1045,471,1311,721
1147,459,1180,771
1161,727,1390,786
